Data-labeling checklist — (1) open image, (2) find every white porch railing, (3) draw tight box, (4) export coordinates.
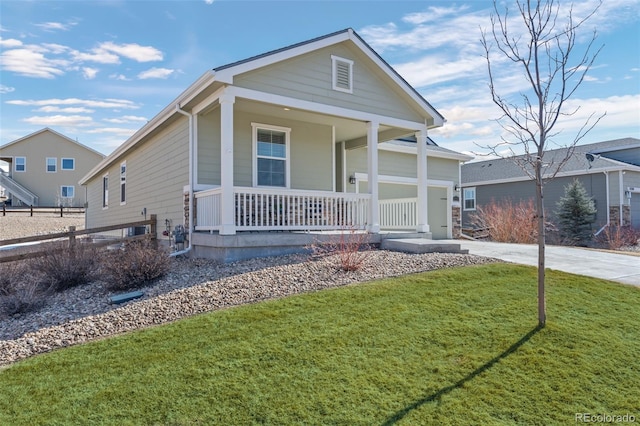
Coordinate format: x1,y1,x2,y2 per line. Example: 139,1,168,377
195,187,371,231
379,197,418,230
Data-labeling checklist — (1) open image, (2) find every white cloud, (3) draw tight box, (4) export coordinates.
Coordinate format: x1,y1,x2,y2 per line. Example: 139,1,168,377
7,98,139,109
137,67,174,79
103,115,148,124
99,41,163,62
109,73,131,81
35,106,95,113
204,0,214,4
71,48,120,64
23,114,93,127
34,21,75,32
0,38,23,48
0,48,70,78
82,67,99,79
85,127,139,137
0,85,15,94
402,5,470,25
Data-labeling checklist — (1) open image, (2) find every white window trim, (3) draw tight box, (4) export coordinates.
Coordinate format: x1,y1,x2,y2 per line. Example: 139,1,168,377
463,187,476,211
331,55,354,94
120,161,127,205
46,157,57,173
102,173,109,209
61,185,74,199
15,156,26,172
61,158,75,171
251,122,291,188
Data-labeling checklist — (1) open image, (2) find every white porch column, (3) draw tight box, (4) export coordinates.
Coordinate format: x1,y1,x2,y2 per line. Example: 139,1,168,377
367,121,380,233
219,92,236,235
416,129,430,233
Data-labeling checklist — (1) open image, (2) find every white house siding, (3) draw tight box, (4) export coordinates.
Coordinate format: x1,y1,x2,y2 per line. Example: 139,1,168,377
85,117,189,234
233,43,425,123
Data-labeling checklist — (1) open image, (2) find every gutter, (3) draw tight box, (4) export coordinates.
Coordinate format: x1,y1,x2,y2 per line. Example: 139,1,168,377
171,104,194,257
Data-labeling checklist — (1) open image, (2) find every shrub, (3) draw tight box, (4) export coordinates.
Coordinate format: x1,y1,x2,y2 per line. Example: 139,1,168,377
470,198,540,243
0,262,49,317
102,239,170,291
309,228,373,271
555,179,597,246
595,226,640,250
32,241,100,292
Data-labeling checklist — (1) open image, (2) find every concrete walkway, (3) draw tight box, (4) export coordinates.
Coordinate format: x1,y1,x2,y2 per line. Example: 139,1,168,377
439,240,640,287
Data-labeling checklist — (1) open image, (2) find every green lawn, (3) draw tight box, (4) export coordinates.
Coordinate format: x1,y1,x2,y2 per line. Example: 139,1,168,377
1,264,638,425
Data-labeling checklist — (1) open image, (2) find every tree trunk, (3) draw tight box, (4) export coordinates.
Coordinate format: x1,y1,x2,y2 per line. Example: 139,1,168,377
536,163,546,326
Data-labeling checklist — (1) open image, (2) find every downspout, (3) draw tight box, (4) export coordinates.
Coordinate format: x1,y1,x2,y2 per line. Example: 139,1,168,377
594,170,610,236
171,104,194,257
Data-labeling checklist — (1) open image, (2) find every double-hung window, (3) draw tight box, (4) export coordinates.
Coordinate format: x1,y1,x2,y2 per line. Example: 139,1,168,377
61,158,75,170
120,161,126,204
46,157,57,173
15,157,26,172
61,185,74,199
253,124,290,188
463,187,476,211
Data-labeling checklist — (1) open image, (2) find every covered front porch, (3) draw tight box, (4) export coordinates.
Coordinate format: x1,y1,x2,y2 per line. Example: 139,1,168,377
193,186,420,233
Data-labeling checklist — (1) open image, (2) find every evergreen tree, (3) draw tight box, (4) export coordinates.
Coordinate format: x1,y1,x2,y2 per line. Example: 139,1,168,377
555,180,597,246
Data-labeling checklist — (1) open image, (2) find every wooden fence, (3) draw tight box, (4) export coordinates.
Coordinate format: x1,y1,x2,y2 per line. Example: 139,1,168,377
0,215,157,263
2,205,85,217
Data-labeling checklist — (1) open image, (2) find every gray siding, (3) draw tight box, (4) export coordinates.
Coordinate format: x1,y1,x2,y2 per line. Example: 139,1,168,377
462,174,609,230
234,43,425,123
85,118,189,235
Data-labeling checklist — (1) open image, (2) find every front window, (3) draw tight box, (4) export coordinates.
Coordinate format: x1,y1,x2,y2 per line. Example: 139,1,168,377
253,124,290,188
15,157,26,172
463,187,476,211
46,157,57,173
61,185,74,198
61,158,75,170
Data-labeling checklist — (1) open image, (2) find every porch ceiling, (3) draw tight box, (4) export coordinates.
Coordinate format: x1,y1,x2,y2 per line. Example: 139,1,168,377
233,98,414,147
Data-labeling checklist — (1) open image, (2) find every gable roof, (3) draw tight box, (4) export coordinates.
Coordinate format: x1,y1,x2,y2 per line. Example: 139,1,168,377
0,127,105,158
462,138,640,185
214,28,444,124
81,28,445,185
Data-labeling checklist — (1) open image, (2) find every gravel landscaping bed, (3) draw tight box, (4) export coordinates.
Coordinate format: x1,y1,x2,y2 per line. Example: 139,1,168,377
0,214,85,241
0,250,499,366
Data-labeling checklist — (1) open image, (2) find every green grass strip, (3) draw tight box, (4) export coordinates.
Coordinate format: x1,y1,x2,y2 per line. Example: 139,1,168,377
1,263,639,425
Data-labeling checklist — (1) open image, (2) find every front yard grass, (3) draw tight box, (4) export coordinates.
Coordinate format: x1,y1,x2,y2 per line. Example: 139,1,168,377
1,263,638,425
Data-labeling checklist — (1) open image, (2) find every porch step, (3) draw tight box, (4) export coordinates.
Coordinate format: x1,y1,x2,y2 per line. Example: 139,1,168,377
381,238,469,254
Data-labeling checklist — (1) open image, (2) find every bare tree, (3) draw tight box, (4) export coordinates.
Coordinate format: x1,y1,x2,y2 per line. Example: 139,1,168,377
480,0,604,326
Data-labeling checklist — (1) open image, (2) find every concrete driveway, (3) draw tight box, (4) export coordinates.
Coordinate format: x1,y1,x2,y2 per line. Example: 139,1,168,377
441,240,640,287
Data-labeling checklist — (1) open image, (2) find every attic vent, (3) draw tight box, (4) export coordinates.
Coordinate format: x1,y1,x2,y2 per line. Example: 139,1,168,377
331,55,353,94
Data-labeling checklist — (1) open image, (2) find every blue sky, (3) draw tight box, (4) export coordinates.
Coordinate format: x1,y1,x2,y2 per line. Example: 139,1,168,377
1,0,638,158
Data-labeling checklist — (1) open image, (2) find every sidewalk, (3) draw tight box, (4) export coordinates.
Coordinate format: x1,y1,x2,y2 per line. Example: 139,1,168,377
440,240,640,287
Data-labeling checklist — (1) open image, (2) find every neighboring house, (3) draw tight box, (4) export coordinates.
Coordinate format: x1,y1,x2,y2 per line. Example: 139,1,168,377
80,28,471,261
0,128,105,208
461,138,640,233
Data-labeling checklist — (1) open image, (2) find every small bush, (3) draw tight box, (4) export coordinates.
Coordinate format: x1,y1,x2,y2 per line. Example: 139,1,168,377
309,228,373,272
32,241,100,292
595,226,640,250
470,198,540,243
0,262,49,317
102,239,170,291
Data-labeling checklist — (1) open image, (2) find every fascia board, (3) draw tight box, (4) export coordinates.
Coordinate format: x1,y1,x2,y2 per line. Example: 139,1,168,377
214,32,351,84
80,71,216,185
378,142,474,162
463,164,640,187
